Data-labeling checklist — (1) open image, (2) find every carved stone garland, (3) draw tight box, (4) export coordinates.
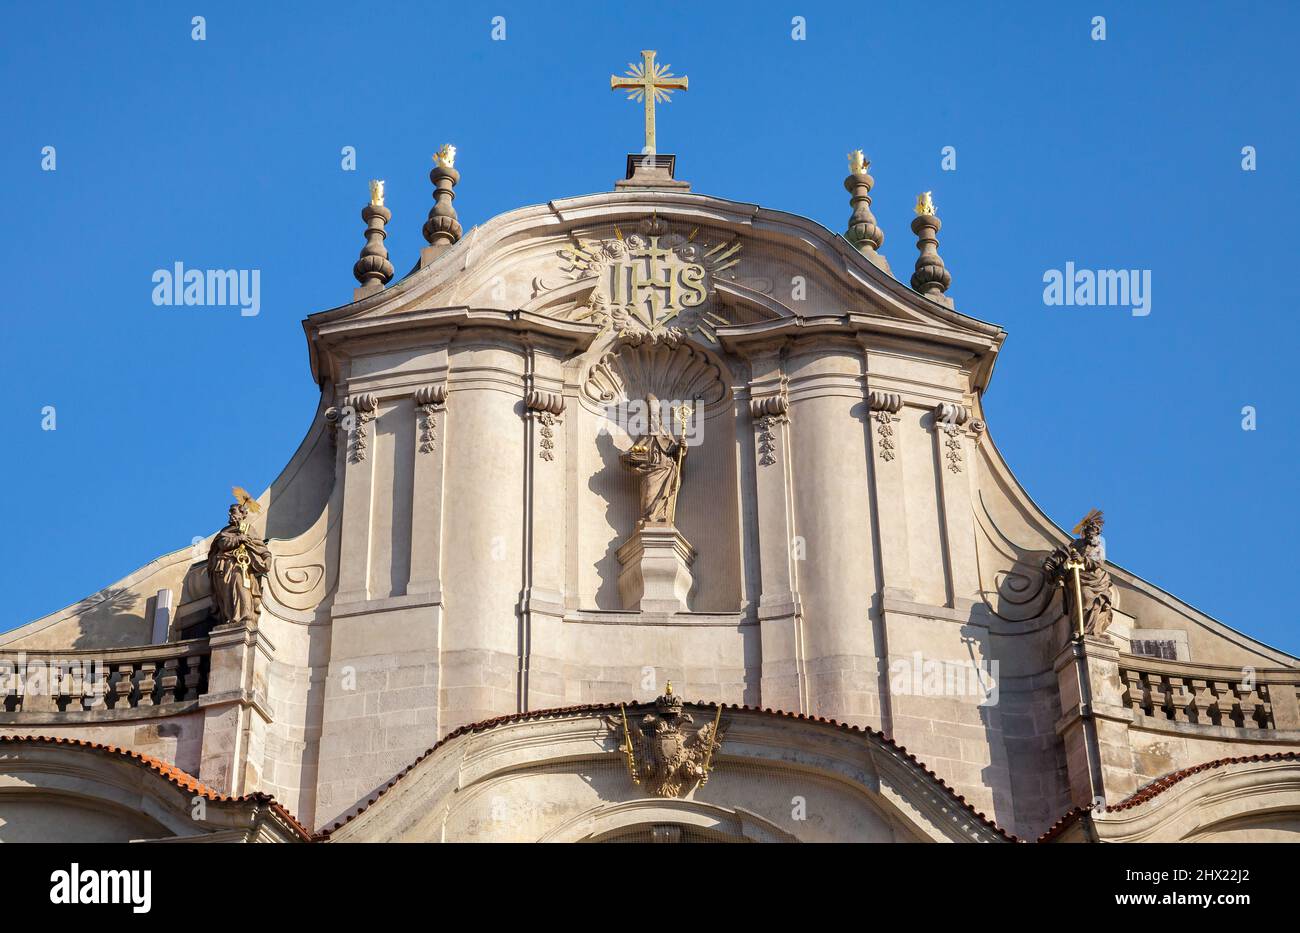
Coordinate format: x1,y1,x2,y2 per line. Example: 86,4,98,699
525,390,565,462
346,394,377,464
750,394,789,466
414,384,448,454
868,391,904,462
933,402,971,473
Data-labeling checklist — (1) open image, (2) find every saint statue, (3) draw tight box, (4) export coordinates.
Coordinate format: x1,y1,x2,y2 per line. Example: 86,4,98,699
1043,509,1115,637
207,487,272,627
621,395,688,525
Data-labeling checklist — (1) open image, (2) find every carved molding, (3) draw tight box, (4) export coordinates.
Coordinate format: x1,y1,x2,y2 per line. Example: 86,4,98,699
526,389,565,462
583,341,729,411
869,391,903,462
750,394,788,466
324,406,341,449
933,402,970,473
346,394,377,463
543,217,741,347
414,384,448,455
749,395,789,419
525,389,565,416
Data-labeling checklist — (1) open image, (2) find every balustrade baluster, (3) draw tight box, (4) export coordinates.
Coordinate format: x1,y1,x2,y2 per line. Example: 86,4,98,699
113,663,136,709
137,661,157,707
159,658,181,704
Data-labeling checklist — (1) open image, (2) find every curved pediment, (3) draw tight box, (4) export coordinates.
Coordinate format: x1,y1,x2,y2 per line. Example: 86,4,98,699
304,189,1005,387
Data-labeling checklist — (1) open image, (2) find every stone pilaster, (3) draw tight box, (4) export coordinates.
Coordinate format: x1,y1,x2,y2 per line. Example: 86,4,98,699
407,379,448,603
786,337,882,727
866,389,912,600
744,344,805,713
931,402,981,609
317,375,445,827
518,344,570,712
335,393,377,605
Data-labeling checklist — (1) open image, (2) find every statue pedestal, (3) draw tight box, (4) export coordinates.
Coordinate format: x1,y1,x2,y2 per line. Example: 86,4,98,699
616,524,696,613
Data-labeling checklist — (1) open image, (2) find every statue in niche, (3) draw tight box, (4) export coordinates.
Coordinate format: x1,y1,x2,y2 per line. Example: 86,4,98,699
1043,509,1115,638
621,394,690,525
207,486,272,627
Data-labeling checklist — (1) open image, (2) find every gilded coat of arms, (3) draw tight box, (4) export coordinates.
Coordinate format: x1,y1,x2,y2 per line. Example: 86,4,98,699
606,683,725,797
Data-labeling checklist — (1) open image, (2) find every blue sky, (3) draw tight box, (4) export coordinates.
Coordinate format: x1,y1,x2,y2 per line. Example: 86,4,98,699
1,1,1296,653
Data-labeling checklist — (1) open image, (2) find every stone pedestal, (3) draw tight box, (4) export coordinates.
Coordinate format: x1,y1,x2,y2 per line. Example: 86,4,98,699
1054,634,1138,810
616,524,696,613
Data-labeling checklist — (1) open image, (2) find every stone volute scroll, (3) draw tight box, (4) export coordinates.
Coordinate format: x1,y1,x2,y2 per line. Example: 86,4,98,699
616,395,697,613
207,486,272,628
1044,509,1117,640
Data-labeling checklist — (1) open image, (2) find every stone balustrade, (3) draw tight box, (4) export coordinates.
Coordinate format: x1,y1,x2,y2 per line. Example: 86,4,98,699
1119,654,1300,732
0,638,210,715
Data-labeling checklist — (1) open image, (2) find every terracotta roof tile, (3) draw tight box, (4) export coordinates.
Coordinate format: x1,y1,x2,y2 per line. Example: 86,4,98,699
0,734,312,841
1037,751,1300,842
1106,751,1300,812
316,701,1021,842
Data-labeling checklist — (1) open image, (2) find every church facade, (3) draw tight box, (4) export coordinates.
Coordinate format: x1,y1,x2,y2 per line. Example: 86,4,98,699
3,60,1298,844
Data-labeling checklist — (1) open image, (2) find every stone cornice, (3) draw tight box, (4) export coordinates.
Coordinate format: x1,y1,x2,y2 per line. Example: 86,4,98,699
307,306,601,385
302,190,1006,390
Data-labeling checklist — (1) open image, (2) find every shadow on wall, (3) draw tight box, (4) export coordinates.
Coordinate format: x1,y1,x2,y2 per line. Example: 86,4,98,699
70,587,142,650
590,429,638,609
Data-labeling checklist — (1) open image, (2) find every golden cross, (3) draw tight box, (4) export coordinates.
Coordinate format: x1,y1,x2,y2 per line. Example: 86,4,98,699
610,50,688,154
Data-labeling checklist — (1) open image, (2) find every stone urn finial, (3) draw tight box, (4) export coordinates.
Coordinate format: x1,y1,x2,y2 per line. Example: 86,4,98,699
844,150,889,273
421,144,462,266
910,191,952,307
352,179,394,299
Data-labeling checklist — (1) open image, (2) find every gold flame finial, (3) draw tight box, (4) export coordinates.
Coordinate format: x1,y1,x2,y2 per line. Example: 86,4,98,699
848,149,869,175
231,485,263,514
665,680,674,696
369,179,385,207
434,144,457,169
915,191,936,216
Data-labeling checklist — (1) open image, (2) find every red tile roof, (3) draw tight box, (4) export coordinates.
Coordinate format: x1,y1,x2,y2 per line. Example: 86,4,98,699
1037,751,1300,842
316,701,1021,841
1107,751,1300,811
0,734,312,841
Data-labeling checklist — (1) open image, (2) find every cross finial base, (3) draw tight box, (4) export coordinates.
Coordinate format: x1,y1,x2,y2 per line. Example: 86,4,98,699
615,153,690,191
